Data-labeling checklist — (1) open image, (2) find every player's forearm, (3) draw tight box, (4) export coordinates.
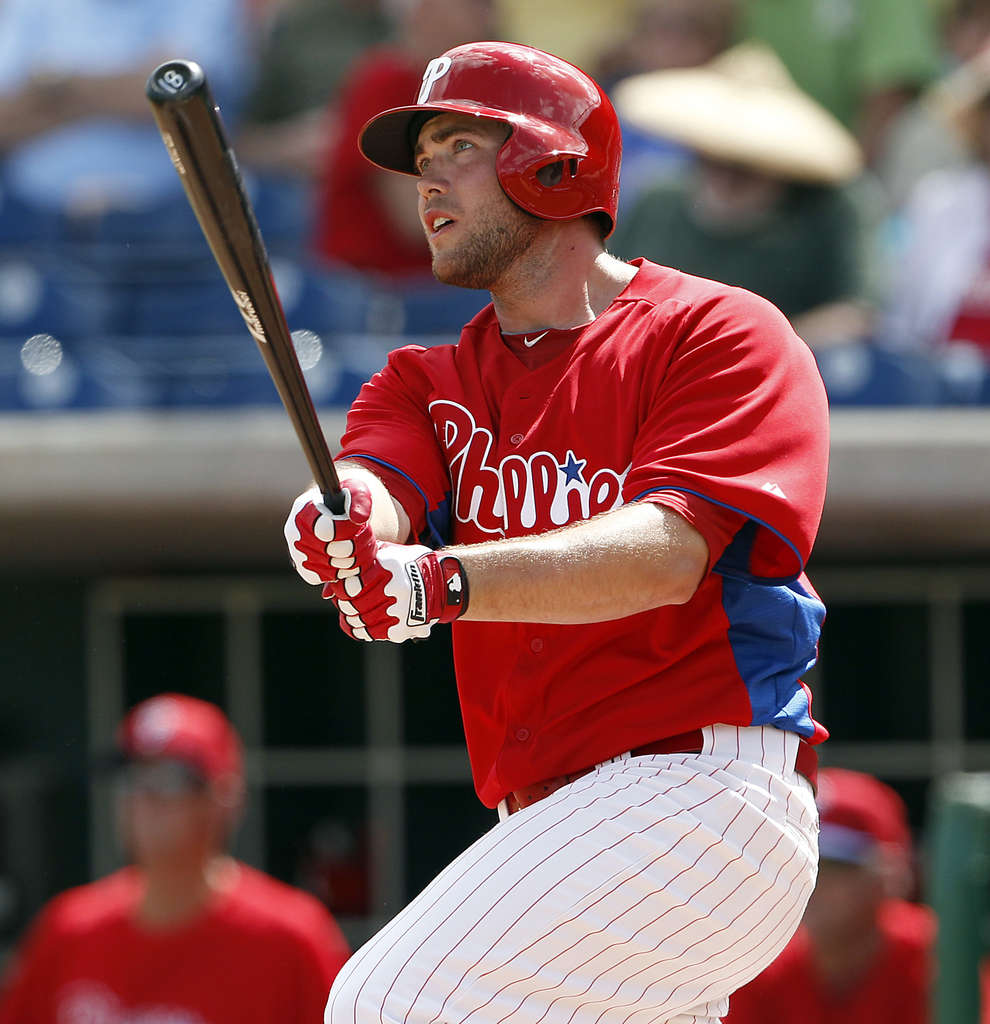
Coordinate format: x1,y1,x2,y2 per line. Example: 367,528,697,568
335,461,411,543
449,502,709,623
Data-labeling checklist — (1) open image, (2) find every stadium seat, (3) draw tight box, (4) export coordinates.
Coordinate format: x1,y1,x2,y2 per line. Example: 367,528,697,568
0,184,61,248
934,342,990,405
124,271,249,337
817,342,940,406
247,174,312,255
386,279,489,336
0,256,116,339
81,192,205,249
272,259,376,337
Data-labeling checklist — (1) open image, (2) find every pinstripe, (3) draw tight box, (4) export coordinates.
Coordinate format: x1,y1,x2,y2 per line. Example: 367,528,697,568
449,769,743,1024
672,855,813,1013
427,767,719,1024
626,843,809,1020
325,726,818,1024
571,827,796,1024
468,771,756,1024
638,852,813,1024
397,776,656,1024
343,775,641,1024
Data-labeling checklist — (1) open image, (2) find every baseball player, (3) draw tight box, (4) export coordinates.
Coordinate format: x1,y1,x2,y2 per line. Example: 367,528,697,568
285,41,828,1024
0,694,351,1024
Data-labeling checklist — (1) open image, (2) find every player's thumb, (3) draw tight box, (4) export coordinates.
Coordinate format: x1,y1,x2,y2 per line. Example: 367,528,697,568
340,477,373,526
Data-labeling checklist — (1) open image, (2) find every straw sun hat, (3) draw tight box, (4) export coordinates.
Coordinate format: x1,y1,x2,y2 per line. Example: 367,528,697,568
612,42,863,185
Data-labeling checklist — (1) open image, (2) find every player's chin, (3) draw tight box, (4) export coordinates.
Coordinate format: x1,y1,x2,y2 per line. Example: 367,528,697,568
430,251,463,286
431,250,488,290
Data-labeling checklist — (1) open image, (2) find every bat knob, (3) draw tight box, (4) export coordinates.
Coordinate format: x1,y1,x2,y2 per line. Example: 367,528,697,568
146,60,206,104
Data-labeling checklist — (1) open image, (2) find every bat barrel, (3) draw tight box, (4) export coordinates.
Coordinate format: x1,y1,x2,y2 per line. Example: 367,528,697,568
145,58,345,513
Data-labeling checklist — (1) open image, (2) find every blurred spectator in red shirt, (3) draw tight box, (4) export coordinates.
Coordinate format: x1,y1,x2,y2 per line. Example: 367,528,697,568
236,0,388,180
723,767,935,1024
0,694,351,1024
312,0,499,279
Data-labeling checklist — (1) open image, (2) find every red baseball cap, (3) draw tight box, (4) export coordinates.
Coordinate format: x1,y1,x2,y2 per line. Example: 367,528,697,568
117,694,243,784
816,767,911,865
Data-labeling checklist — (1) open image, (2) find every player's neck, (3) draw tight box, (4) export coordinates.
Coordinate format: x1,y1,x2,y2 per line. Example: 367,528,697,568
136,853,237,929
810,922,883,994
490,229,637,334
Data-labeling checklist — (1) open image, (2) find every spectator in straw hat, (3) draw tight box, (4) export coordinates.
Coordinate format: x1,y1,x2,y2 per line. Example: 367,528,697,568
0,694,351,1024
722,767,935,1024
609,43,874,351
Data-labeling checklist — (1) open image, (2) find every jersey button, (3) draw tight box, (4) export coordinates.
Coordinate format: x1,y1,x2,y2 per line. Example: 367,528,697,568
530,637,544,653
515,728,531,742
509,432,525,446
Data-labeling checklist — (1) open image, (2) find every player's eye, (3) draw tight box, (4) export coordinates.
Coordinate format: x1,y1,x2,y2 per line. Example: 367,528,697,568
453,138,474,154
416,155,431,174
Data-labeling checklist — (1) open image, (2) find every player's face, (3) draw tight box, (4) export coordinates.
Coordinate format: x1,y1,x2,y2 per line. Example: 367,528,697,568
801,858,885,942
415,113,540,289
116,759,227,866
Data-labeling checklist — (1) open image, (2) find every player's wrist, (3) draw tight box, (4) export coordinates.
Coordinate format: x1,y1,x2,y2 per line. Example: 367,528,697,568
414,550,470,624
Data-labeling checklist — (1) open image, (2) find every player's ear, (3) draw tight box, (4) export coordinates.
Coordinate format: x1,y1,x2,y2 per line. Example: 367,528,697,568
210,772,245,840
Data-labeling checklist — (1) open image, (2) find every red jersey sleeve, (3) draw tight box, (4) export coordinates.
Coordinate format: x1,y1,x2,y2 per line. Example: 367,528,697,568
624,285,829,582
337,344,454,545
283,902,351,1024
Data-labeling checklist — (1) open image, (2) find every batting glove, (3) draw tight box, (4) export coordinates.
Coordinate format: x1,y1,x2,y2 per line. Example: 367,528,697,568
284,479,377,585
324,543,469,643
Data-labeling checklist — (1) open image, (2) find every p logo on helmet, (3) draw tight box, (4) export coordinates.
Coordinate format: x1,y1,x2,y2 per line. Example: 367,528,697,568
418,56,452,104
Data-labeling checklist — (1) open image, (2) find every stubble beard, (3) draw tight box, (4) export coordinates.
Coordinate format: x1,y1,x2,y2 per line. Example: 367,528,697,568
430,198,541,291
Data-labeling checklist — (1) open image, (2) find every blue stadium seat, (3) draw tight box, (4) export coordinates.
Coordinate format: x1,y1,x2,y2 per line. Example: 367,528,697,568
934,343,990,405
0,185,61,248
817,342,940,406
273,260,376,337
247,174,312,255
0,256,117,339
82,192,205,249
0,334,152,411
388,279,489,336
125,273,247,336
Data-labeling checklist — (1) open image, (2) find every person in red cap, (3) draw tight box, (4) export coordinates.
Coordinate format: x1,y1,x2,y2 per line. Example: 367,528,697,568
0,693,352,1024
723,767,936,1024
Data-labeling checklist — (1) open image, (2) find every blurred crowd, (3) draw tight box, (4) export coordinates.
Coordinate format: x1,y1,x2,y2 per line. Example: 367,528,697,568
2,0,990,411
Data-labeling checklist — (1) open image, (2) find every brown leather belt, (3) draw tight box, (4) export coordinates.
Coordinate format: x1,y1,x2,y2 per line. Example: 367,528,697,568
503,728,818,815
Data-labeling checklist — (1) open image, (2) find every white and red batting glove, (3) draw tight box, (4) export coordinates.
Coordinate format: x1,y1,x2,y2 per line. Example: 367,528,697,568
284,479,378,585
325,543,469,643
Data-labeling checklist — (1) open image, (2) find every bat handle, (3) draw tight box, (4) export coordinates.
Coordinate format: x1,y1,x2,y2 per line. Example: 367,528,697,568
323,489,346,516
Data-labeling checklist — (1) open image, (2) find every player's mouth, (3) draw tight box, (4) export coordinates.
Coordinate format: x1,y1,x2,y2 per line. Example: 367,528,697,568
426,210,457,238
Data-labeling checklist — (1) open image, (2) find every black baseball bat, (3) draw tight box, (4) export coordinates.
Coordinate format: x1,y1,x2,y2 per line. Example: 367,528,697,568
145,59,345,514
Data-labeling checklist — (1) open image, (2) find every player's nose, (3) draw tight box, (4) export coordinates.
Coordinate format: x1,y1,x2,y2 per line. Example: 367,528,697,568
416,165,449,199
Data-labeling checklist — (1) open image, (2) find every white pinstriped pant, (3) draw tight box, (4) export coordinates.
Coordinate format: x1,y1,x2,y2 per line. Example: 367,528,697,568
325,724,819,1024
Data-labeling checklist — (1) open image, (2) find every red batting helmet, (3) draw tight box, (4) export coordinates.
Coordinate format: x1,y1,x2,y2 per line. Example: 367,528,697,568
359,41,622,236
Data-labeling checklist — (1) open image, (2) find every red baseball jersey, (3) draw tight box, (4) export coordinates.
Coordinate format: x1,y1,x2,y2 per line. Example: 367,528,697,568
722,902,935,1023
339,259,830,807
0,864,351,1024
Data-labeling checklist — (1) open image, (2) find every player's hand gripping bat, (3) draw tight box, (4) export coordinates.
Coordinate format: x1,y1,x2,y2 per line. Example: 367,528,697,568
145,59,346,514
